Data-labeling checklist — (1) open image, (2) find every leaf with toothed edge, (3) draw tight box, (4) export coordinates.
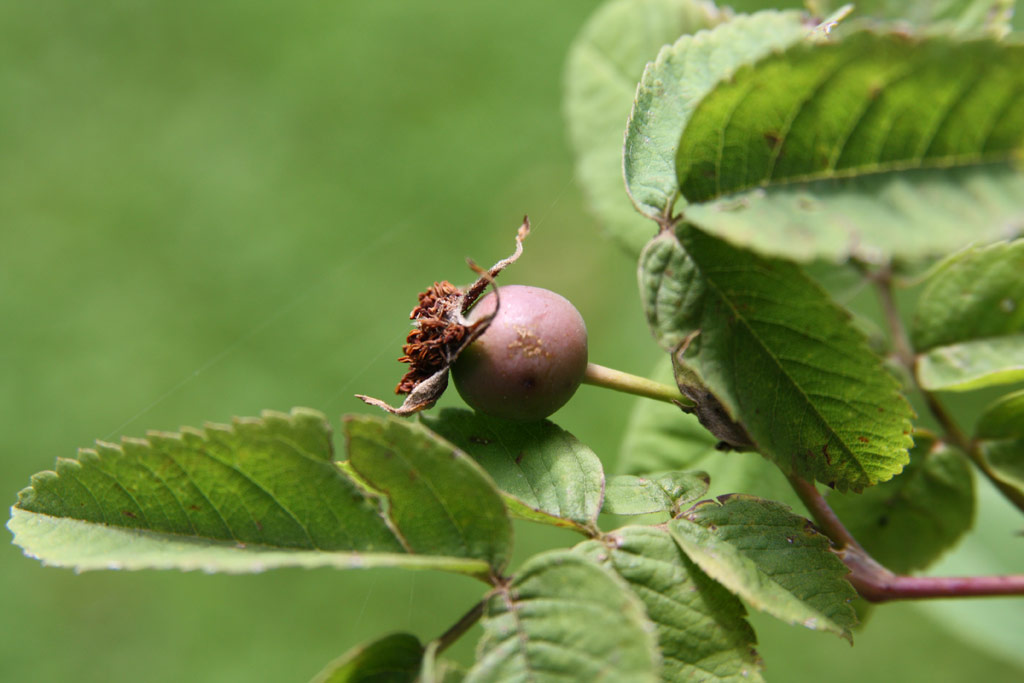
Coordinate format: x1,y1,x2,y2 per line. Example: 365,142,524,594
669,494,858,641
912,240,1024,391
575,526,765,682
672,29,1024,263
344,415,513,573
466,550,661,683
640,225,914,492
564,0,726,255
7,409,504,579
627,11,1024,263
624,10,813,220
421,408,604,533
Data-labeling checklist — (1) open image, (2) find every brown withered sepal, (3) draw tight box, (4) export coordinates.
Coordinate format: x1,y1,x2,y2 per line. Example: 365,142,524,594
394,281,466,395
356,217,530,416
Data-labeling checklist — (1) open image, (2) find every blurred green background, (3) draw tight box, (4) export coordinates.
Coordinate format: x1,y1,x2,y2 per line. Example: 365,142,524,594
1,1,1021,681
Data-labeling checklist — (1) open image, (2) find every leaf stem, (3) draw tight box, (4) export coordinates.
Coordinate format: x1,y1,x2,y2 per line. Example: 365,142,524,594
872,269,1024,513
787,474,865,553
582,362,694,407
788,473,1024,602
434,599,485,656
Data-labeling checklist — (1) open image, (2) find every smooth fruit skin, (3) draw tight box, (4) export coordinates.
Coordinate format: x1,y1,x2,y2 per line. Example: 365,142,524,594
452,285,588,421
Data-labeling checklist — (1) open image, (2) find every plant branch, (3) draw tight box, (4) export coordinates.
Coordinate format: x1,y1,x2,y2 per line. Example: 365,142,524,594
787,474,865,553
871,269,1024,513
434,599,485,656
582,362,694,407
789,473,1024,601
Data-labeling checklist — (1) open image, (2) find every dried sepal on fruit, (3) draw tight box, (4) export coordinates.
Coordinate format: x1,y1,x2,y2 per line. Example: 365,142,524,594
356,217,530,416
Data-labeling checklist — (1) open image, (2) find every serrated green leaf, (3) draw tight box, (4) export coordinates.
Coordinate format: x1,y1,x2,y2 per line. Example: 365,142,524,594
913,240,1024,350
618,359,808,511
467,550,660,683
641,226,913,491
8,409,499,579
676,32,1024,203
911,240,1024,390
310,632,422,683
602,471,709,516
976,388,1024,440
828,435,975,573
916,335,1024,391
15,408,400,550
625,10,812,219
565,0,725,254
345,415,513,573
669,495,858,640
421,409,603,533
576,526,764,682
812,0,1014,34
671,30,1024,261
683,164,1024,262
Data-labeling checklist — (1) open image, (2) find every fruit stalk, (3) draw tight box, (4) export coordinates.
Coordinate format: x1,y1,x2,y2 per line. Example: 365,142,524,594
582,363,693,407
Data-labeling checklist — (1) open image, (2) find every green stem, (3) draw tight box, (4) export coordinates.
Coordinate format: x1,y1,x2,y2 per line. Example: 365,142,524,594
582,363,693,407
434,599,485,656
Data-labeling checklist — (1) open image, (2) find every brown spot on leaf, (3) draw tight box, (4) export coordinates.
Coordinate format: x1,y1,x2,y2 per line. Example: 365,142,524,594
121,510,137,519
764,131,782,149
514,452,525,465
858,436,870,443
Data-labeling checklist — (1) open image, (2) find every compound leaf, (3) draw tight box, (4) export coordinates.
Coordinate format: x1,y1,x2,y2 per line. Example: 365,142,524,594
669,495,858,640
828,434,975,573
641,226,913,491
310,633,423,683
625,10,812,220
421,409,603,533
565,0,725,255
345,415,513,573
466,550,660,683
576,526,764,682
